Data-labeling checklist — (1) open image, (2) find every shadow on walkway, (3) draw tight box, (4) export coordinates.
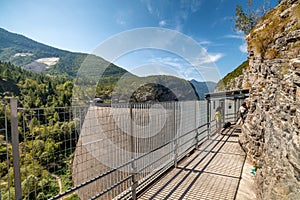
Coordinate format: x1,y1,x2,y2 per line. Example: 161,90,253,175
139,125,247,200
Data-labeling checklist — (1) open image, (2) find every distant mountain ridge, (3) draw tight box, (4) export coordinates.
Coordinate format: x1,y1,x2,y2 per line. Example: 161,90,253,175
0,27,216,100
0,27,127,77
190,79,216,99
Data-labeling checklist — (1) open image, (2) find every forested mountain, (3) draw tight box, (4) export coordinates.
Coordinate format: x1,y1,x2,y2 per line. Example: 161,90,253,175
0,61,73,108
0,28,215,101
0,28,127,77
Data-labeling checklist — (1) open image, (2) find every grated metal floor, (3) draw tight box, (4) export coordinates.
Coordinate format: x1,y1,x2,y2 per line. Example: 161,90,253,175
139,127,247,200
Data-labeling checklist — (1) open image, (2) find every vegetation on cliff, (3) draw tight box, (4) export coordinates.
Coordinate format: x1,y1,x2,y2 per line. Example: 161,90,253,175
248,2,300,59
215,60,249,91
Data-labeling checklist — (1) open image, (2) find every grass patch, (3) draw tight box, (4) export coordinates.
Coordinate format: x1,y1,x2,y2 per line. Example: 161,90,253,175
265,48,280,59
215,60,249,90
248,2,300,59
281,64,290,75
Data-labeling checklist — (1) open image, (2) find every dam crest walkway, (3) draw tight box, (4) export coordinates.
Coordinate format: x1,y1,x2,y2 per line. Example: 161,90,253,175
139,124,255,200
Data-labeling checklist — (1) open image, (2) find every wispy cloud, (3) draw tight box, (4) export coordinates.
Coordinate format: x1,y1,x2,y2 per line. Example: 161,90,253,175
148,57,184,69
146,51,223,80
116,18,126,26
223,32,247,53
215,0,225,11
180,0,203,13
114,10,131,26
190,53,224,66
146,56,198,80
197,40,211,46
141,0,203,31
146,1,153,14
239,42,247,53
141,0,160,17
224,34,244,39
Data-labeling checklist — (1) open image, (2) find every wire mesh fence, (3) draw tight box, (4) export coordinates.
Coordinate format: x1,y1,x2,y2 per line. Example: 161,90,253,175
0,98,241,200
0,100,11,200
16,106,88,199
68,101,210,199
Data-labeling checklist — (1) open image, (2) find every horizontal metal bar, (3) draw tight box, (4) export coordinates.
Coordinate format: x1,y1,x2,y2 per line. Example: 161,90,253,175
196,136,208,145
134,124,208,163
197,123,209,129
198,129,208,135
49,161,133,199
176,125,207,141
90,175,132,200
17,105,89,111
133,140,173,162
136,161,175,196
177,136,195,149
137,148,174,173
176,145,196,162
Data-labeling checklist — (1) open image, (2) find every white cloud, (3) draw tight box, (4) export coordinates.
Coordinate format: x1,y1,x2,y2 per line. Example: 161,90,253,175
208,53,223,62
148,57,183,69
198,40,211,45
239,42,248,53
146,2,153,14
159,20,166,27
190,53,224,66
146,52,223,80
224,34,244,39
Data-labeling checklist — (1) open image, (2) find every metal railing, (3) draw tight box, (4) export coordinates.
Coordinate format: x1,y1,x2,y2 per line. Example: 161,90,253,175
0,98,239,200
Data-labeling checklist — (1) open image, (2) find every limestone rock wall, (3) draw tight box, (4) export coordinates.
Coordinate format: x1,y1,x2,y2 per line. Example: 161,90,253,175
239,0,300,199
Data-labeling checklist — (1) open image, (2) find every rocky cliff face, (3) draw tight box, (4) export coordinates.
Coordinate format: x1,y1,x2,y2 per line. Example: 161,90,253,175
238,0,300,199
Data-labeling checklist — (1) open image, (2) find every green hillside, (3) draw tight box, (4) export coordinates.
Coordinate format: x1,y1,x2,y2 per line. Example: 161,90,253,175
0,27,215,102
0,61,73,108
0,28,127,77
215,60,249,91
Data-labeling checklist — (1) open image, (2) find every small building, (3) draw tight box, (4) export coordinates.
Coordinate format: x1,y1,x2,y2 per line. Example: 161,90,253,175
205,89,249,125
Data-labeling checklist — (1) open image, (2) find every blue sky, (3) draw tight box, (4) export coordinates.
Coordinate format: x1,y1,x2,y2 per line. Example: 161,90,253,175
0,0,278,82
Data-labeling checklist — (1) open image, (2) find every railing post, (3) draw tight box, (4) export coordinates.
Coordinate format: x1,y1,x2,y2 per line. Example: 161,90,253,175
173,101,178,168
234,98,237,122
130,104,137,200
10,98,22,200
207,99,210,139
194,100,198,149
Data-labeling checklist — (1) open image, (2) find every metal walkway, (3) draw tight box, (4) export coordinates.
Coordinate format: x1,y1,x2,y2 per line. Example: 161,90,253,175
139,125,250,200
